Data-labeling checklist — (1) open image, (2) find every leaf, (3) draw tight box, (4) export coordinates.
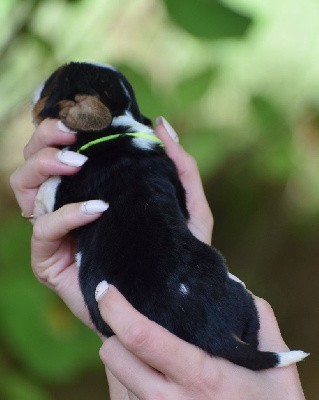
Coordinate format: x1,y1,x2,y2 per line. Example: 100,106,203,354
176,67,219,108
250,95,296,181
23,30,54,55
250,95,289,137
0,276,101,382
0,216,100,383
0,371,51,400
162,0,252,40
0,216,31,279
182,128,228,176
116,64,171,122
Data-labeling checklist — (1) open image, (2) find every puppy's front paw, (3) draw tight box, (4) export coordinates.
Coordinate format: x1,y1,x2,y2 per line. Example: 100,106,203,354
59,94,113,132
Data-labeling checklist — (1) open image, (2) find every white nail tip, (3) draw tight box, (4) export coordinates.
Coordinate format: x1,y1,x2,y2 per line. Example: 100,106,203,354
95,281,109,302
57,150,88,167
57,120,76,133
81,200,109,215
159,116,179,143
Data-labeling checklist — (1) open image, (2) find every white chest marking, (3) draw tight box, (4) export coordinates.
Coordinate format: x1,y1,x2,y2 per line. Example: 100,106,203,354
34,176,61,217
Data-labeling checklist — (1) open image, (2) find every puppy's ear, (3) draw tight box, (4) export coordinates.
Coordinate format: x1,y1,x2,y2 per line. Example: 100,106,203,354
59,94,112,132
141,115,153,128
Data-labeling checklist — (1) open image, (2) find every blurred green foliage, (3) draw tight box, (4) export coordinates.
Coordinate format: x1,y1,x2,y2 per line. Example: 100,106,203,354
163,0,251,39
0,0,318,398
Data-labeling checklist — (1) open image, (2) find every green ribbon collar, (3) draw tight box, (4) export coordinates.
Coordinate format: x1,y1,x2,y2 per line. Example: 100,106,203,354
77,132,164,153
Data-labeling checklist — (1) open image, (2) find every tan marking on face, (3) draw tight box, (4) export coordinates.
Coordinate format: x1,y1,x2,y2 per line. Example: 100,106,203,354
32,96,48,125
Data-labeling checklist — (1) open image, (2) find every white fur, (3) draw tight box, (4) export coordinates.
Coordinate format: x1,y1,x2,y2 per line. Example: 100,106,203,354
228,272,246,288
120,80,131,99
276,351,309,367
75,252,82,268
112,112,153,134
132,136,157,150
33,83,44,105
34,176,61,217
179,283,189,296
90,62,118,72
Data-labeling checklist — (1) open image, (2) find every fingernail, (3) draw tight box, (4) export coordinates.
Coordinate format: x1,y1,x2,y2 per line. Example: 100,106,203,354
81,200,109,215
95,280,109,302
57,120,76,134
156,116,179,143
57,149,88,167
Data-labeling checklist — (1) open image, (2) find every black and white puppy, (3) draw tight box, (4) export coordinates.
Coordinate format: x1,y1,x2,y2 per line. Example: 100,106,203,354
32,62,307,370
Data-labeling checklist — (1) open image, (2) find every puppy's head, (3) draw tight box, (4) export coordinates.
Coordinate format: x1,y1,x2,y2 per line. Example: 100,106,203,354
33,62,152,132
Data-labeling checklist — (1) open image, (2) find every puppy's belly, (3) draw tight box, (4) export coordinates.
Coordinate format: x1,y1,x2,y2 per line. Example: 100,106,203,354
34,176,61,217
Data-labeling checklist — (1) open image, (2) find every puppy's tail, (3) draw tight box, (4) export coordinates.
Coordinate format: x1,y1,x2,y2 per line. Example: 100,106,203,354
223,340,309,370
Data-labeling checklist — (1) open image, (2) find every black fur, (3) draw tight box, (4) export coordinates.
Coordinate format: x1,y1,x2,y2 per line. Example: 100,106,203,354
34,62,285,370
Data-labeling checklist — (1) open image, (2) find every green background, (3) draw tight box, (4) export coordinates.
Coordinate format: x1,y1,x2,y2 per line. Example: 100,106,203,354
0,0,318,398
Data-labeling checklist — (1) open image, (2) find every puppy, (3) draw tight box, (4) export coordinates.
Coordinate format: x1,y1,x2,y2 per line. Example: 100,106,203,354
32,62,308,370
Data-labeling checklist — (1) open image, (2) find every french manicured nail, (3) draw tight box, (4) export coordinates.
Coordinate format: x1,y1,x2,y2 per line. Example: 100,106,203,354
81,200,109,215
95,280,109,302
57,149,88,167
57,120,76,134
156,116,179,143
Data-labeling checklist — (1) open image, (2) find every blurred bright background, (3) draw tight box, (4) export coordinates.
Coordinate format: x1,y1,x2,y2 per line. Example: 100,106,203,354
0,0,318,398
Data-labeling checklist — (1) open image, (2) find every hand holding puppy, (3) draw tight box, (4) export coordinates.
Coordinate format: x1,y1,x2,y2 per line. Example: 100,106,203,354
10,117,305,399
96,283,305,400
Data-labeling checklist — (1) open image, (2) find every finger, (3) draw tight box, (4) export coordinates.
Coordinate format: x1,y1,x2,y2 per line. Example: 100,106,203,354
10,147,87,216
253,296,289,352
32,200,109,266
155,117,213,242
100,336,169,400
30,201,108,325
155,117,209,212
24,119,76,160
105,368,132,400
96,284,214,386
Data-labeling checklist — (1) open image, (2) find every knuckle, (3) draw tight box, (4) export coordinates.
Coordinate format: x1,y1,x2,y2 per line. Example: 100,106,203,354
191,369,219,394
56,204,71,225
151,390,169,400
36,120,50,141
188,357,221,394
32,218,46,242
23,142,31,159
207,211,214,227
256,298,275,319
36,148,53,168
9,170,18,190
185,154,198,170
123,320,150,352
99,337,116,364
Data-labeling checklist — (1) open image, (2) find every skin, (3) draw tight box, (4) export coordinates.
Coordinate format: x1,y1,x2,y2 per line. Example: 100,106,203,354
10,118,306,400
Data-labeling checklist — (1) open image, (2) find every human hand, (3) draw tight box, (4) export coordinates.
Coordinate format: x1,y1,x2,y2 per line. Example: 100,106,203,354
155,117,213,245
97,283,305,400
9,119,109,327
9,117,213,328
